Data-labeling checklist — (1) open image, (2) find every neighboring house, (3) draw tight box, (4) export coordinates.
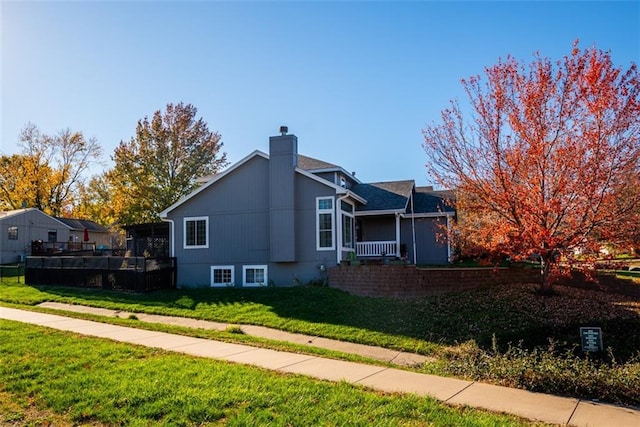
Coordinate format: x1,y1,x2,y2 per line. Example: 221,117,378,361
53,217,112,249
160,129,454,288
0,208,110,264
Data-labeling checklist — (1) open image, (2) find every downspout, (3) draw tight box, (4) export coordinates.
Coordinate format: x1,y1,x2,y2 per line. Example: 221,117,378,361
161,218,175,257
410,194,417,265
395,212,401,257
446,215,452,262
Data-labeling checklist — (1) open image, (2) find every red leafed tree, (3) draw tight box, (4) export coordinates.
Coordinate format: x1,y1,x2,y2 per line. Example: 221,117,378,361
422,42,640,290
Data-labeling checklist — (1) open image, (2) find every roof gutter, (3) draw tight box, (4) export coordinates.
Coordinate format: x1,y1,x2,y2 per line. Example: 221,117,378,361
355,209,404,217
160,218,175,257
400,211,455,219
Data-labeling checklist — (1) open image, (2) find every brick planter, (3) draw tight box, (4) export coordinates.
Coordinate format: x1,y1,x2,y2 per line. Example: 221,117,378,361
327,264,540,298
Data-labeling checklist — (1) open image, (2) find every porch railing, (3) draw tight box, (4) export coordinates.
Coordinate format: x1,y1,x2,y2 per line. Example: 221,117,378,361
356,241,397,257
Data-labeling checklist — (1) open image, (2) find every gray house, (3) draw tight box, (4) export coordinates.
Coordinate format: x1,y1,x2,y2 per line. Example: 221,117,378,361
1,209,67,264
0,208,110,264
160,129,454,288
53,217,112,249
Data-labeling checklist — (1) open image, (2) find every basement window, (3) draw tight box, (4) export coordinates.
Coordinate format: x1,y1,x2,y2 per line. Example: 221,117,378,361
211,265,234,287
243,265,268,287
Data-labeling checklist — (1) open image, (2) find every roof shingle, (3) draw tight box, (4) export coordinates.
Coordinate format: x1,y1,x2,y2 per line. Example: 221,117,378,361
297,154,339,171
54,217,109,232
351,180,414,212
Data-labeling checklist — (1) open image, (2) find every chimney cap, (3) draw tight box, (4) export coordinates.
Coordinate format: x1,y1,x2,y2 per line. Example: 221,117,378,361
279,126,288,135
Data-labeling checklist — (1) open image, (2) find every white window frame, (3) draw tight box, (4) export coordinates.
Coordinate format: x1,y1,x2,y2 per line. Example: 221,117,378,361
316,196,335,251
341,199,355,251
211,265,235,287
183,216,209,249
7,226,18,240
242,265,268,287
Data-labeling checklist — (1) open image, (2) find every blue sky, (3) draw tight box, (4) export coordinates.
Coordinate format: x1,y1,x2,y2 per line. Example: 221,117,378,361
2,1,638,186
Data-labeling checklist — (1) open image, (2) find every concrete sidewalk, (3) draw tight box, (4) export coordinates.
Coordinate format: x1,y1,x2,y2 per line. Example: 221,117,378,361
37,301,429,367
2,306,639,427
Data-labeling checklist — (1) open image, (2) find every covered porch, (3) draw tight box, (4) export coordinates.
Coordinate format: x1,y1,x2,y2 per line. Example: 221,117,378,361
353,213,452,265
354,214,403,258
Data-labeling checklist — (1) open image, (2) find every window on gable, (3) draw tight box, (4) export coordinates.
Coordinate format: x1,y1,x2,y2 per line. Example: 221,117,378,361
243,265,268,287
7,226,18,240
211,265,234,287
184,216,208,248
316,197,334,250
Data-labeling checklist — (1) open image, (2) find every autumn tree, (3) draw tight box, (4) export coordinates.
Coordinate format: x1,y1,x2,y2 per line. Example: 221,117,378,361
0,123,102,216
107,102,227,224
72,173,118,227
422,42,640,290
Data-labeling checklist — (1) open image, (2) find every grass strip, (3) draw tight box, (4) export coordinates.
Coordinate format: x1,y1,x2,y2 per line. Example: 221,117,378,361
2,277,639,406
0,319,543,426
4,301,396,368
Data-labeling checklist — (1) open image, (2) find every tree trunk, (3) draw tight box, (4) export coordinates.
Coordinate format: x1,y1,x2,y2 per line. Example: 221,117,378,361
539,255,555,295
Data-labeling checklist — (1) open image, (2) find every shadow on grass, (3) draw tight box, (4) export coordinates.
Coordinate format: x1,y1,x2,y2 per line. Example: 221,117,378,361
9,279,640,361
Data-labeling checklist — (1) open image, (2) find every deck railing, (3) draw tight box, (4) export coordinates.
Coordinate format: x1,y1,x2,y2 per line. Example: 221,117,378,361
25,256,176,292
356,241,398,257
31,241,96,255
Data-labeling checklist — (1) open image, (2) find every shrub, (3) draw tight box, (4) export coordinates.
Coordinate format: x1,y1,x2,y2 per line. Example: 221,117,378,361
225,326,245,334
440,338,640,406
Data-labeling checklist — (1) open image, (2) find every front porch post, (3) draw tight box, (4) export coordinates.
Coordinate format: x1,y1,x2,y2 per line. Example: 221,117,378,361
395,213,401,257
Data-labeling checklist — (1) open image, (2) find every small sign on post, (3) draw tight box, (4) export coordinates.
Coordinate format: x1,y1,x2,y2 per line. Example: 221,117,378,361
580,327,603,352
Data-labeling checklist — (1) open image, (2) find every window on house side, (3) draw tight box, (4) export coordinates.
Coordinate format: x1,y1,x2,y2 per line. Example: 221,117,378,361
342,215,354,248
211,265,234,287
7,226,18,240
341,199,355,249
184,217,208,248
316,197,334,250
243,265,268,287
340,200,353,214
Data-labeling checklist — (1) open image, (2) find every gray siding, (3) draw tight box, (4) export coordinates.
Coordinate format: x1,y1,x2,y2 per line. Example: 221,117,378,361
292,172,337,275
400,217,449,265
269,134,297,262
0,209,71,264
170,156,270,286
167,155,339,287
358,216,396,241
313,171,336,184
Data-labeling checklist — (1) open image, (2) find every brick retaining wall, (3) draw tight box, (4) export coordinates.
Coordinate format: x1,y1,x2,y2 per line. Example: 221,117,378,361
328,264,540,298
560,271,640,299
328,264,640,299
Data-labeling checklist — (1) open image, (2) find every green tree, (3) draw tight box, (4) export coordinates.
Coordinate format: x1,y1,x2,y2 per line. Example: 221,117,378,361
0,123,102,216
108,102,227,224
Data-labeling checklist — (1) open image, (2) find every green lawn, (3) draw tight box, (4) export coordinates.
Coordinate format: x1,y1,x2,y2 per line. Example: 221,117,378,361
1,276,639,406
0,319,541,426
616,270,640,279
